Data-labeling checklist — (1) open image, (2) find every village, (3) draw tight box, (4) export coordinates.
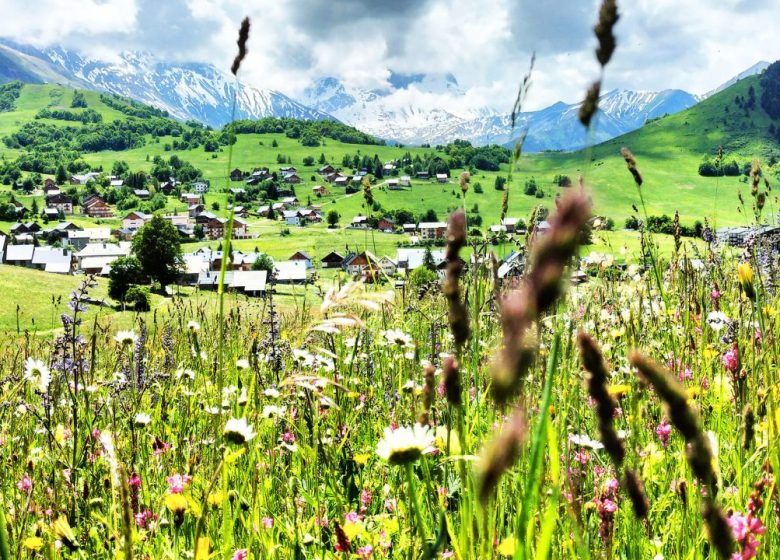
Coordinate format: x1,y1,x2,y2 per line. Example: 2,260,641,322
2,159,776,301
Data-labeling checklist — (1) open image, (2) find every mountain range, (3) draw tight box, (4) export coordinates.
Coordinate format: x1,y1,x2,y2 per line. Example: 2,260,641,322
0,38,770,151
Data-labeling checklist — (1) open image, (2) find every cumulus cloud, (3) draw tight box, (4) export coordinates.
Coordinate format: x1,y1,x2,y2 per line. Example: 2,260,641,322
0,0,778,112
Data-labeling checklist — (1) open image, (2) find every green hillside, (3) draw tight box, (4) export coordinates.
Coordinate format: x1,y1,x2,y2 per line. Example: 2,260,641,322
1,73,779,244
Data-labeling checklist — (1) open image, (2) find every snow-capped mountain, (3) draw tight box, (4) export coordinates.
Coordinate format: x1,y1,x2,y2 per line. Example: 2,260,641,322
299,74,699,150
0,39,332,126
0,37,771,151
703,61,770,98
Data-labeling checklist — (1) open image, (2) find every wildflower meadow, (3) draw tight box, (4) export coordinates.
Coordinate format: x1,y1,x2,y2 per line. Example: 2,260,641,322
2,3,780,560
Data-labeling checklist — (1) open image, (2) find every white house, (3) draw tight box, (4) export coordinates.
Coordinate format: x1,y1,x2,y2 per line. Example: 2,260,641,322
283,210,301,226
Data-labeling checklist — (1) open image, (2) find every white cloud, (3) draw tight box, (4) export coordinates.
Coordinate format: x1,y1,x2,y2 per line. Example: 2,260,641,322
0,0,778,113
0,0,138,46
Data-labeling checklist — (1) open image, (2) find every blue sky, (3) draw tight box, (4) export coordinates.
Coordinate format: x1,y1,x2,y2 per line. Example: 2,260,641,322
0,0,778,113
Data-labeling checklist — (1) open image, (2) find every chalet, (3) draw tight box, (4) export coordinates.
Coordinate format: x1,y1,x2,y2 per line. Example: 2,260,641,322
46,193,73,215
188,204,205,218
42,183,61,196
436,173,448,183
230,168,245,181
377,217,395,232
325,172,340,183
298,208,322,223
232,270,268,295
334,175,350,187
416,171,430,180
289,251,313,269
400,175,411,187
387,179,400,190
282,172,301,184
281,196,299,208
181,193,201,205
10,201,27,218
343,251,380,276
320,251,345,269
403,223,417,234
134,189,150,200
160,179,179,194
274,260,308,284
318,164,335,175
312,185,328,196
232,206,248,217
232,217,249,238
351,175,364,185
110,179,124,188
123,211,151,231
489,225,507,236
192,181,209,194
10,222,41,236
4,244,35,267
43,178,57,189
351,215,369,229
418,222,447,241
283,210,301,226
67,228,112,250
280,166,298,174
272,202,286,212
500,217,523,233
246,169,272,185
379,255,397,276
74,242,130,273
31,247,73,274
256,205,272,218
383,163,396,174
48,222,82,237
229,188,246,196
82,195,113,218
42,208,60,220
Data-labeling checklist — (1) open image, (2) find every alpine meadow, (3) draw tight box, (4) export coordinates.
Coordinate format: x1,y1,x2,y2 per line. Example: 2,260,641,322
2,1,780,560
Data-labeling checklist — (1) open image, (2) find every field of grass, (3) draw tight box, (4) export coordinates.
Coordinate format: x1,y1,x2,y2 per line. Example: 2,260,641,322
1,191,778,558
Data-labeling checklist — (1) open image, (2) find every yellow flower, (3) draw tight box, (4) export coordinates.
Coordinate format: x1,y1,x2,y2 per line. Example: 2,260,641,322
342,519,365,540
353,453,370,466
23,536,44,551
738,262,755,300
497,536,517,557
165,493,188,514
433,427,461,456
207,492,224,507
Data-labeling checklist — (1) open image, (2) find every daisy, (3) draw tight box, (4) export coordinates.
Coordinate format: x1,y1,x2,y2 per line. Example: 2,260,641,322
261,405,286,419
236,359,250,370
223,417,257,444
383,328,414,349
24,358,51,393
263,387,280,399
187,320,201,332
114,331,138,345
376,424,434,465
133,413,151,427
706,311,730,332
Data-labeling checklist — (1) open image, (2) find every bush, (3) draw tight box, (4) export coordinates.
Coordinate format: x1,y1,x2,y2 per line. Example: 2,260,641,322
125,286,151,311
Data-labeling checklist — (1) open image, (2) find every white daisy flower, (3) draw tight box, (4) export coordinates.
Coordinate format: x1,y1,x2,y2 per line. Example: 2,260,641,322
706,311,730,332
263,388,280,399
187,320,201,332
114,331,138,345
568,433,605,450
376,424,434,465
24,358,51,393
133,413,152,427
383,328,414,349
261,405,286,419
223,417,256,444
236,359,250,370
175,367,195,381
